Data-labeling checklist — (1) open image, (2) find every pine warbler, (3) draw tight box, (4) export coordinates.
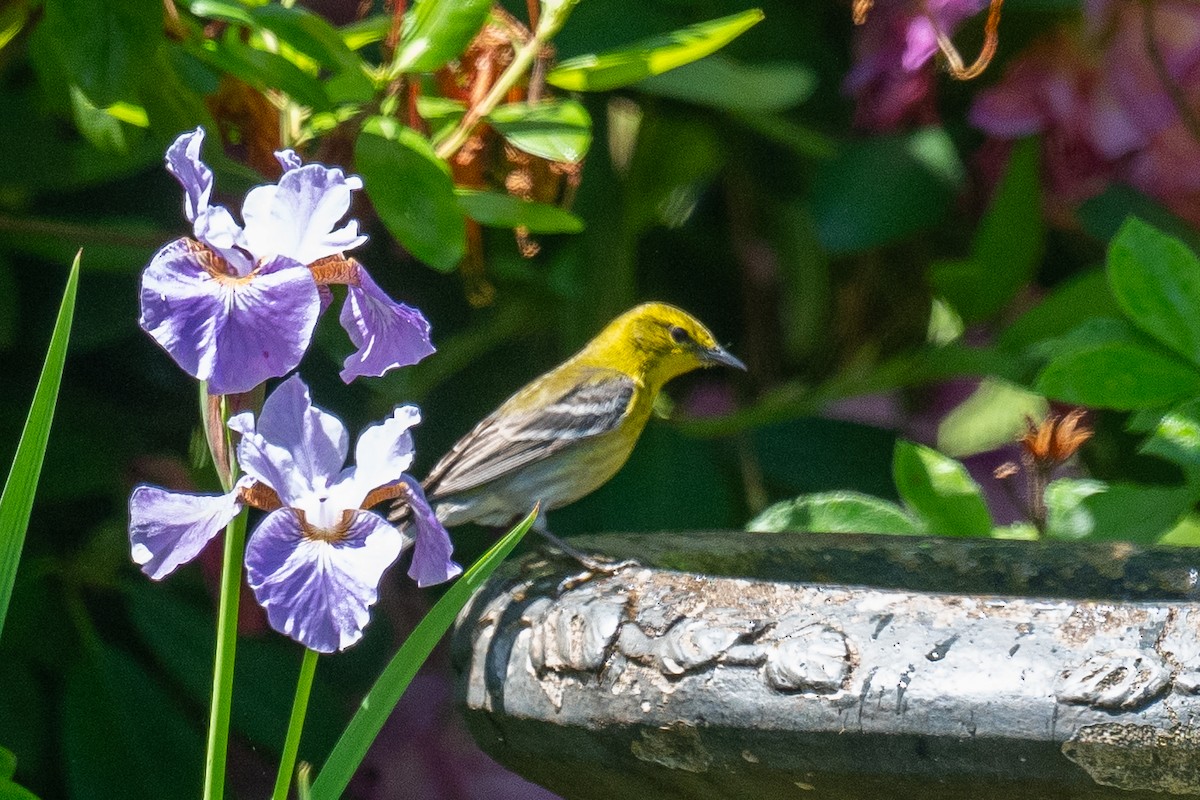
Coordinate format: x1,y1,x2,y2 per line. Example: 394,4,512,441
390,302,744,533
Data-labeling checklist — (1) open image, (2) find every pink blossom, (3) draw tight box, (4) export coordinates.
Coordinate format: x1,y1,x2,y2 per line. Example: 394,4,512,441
969,0,1200,224
846,0,988,130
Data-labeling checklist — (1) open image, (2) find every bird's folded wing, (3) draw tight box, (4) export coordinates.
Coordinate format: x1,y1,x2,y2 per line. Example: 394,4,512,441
423,369,637,499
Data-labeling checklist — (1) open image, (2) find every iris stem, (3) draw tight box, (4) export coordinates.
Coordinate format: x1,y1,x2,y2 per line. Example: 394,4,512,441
273,648,320,800
202,505,248,800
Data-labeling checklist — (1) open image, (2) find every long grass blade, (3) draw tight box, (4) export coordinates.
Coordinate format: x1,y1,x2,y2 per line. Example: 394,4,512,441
310,505,538,799
0,250,80,641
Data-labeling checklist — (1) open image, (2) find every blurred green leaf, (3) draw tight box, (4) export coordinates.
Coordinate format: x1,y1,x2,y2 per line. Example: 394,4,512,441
892,441,992,537
341,15,389,50
809,128,961,254
0,779,39,800
624,114,724,234
62,645,203,800
930,138,1043,322
1108,217,1200,367
250,5,374,101
68,86,136,155
1140,399,1200,468
40,0,160,107
126,585,343,756
1159,513,1200,546
392,0,491,74
1044,478,1107,540
416,96,465,143
999,269,1121,352
455,190,584,234
547,8,764,92
937,378,1048,458
636,56,815,113
990,523,1039,540
487,100,592,163
1036,340,1200,410
1045,478,1196,542
747,492,922,534
356,117,466,273
0,744,39,800
311,507,538,800
1078,183,1200,252
185,0,255,26
730,111,837,159
193,32,331,110
0,254,78,642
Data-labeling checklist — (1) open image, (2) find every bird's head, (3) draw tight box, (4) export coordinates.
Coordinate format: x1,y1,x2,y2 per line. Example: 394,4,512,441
584,302,746,387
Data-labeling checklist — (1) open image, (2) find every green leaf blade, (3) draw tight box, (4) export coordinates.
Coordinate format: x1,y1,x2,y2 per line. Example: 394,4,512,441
356,119,467,273
393,0,492,74
1036,341,1200,410
487,100,592,163
892,441,992,537
0,253,79,641
930,138,1043,322
310,507,538,799
747,491,923,535
1107,217,1200,367
636,56,815,114
455,190,584,234
547,8,764,92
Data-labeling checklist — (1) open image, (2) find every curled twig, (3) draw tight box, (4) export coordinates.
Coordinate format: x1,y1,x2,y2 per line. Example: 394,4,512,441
932,0,1005,80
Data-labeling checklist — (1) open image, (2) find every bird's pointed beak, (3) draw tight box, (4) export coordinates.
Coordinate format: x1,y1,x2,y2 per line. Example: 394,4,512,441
704,345,747,371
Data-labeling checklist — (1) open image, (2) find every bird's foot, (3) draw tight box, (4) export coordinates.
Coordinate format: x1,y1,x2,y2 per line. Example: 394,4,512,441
535,528,638,591
556,557,640,593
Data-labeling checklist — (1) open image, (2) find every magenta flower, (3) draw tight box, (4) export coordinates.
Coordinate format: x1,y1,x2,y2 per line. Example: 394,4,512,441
970,1,1200,225
846,0,987,130
129,376,459,652
139,127,435,395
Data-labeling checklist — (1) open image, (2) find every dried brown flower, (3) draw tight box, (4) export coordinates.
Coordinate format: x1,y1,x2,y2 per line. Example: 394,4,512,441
1019,408,1093,467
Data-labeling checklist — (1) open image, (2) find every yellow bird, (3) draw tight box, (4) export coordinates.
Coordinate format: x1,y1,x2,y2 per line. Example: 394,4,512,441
391,302,744,545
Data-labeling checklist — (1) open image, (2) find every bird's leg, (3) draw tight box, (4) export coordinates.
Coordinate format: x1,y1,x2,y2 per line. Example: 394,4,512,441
531,514,638,585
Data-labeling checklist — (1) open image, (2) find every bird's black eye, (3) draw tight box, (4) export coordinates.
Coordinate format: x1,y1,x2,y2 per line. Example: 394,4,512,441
669,325,691,344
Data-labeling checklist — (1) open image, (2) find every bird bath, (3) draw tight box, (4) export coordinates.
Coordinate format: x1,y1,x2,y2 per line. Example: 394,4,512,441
451,532,1200,799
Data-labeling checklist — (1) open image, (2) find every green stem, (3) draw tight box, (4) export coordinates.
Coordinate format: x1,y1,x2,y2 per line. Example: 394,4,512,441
273,648,320,800
432,2,576,161
202,506,248,800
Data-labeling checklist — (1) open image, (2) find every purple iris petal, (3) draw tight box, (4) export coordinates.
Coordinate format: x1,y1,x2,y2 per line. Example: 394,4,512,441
165,127,212,223
141,245,320,395
344,405,421,506
129,484,243,580
339,268,435,383
232,375,349,507
401,477,461,588
244,508,405,652
275,149,303,172
241,163,367,266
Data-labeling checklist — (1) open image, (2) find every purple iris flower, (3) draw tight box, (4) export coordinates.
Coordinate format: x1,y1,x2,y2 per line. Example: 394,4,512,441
128,376,460,653
139,127,435,395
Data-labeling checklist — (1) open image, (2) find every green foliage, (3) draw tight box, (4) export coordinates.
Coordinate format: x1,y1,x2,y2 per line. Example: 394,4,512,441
487,100,592,163
809,128,963,253
1036,221,1200,410
355,118,466,273
390,0,492,74
547,9,764,92
456,190,584,234
0,253,78,642
930,138,1044,322
310,508,538,800
892,441,992,537
748,492,922,535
